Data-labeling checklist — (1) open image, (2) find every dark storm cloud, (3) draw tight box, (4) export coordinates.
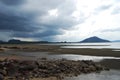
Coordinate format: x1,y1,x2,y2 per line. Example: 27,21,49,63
0,0,79,41
0,1,40,32
0,12,38,32
13,29,63,38
39,16,77,29
0,0,25,6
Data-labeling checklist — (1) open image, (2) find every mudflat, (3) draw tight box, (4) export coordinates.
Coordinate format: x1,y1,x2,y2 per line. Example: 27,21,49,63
0,44,120,57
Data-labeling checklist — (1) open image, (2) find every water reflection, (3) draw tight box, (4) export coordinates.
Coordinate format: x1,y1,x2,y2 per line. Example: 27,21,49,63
2,51,120,62
61,42,120,49
64,70,120,80
50,54,120,62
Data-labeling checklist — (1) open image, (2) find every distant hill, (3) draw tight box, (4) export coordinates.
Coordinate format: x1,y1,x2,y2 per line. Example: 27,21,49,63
0,40,4,43
0,40,3,42
80,36,110,43
0,39,49,44
8,39,21,43
7,39,49,44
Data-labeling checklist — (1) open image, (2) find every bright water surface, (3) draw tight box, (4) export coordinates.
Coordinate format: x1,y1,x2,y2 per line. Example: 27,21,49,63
64,70,120,80
61,42,120,49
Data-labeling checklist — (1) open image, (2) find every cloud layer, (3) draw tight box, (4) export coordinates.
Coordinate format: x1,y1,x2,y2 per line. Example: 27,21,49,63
0,0,120,41
0,0,81,41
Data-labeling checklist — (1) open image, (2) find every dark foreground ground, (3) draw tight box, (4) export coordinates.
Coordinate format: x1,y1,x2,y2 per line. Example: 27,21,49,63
0,58,109,80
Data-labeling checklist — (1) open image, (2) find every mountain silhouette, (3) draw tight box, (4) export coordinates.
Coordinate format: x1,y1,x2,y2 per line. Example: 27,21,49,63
80,36,110,43
8,39,21,43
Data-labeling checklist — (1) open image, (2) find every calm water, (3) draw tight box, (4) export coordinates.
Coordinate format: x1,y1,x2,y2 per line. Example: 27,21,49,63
64,70,120,80
61,42,120,49
2,51,120,61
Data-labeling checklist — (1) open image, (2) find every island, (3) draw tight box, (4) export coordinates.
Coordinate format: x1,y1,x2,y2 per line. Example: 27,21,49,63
80,36,110,43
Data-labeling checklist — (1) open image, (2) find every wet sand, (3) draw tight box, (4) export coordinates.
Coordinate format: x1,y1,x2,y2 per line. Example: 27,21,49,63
99,59,120,70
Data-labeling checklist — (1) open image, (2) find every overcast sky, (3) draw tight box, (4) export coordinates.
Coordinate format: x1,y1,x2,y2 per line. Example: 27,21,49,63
0,0,120,41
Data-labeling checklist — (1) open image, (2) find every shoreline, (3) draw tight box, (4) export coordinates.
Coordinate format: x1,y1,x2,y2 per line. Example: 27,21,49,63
0,44,120,57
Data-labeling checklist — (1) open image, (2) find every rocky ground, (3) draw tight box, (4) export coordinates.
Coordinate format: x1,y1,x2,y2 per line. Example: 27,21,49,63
0,58,109,80
0,48,4,52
